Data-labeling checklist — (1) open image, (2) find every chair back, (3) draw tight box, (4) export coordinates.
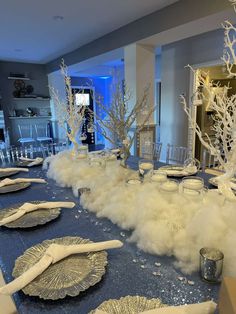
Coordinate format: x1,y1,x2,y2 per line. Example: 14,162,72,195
141,142,162,161
35,123,50,137
18,124,33,138
201,149,219,172
166,144,190,165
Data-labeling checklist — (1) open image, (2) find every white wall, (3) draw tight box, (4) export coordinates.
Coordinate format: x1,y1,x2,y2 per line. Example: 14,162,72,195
160,28,224,161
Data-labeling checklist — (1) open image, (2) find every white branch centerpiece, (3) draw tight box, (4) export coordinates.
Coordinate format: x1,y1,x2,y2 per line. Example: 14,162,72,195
90,80,154,167
181,1,236,199
50,60,85,157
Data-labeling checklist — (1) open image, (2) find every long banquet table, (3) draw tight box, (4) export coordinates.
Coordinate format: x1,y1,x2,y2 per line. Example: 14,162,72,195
0,158,220,314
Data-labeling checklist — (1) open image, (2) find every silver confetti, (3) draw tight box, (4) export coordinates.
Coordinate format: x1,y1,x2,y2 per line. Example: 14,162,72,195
155,262,161,267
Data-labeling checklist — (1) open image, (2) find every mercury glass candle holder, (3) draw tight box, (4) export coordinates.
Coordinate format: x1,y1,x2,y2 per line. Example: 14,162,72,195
200,247,224,283
126,178,142,186
181,176,204,196
138,159,154,181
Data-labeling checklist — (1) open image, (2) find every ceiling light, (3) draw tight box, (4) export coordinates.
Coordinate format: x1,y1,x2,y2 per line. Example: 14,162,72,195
53,15,64,21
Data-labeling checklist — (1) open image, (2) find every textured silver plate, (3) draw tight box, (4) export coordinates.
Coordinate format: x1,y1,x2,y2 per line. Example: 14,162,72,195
0,170,20,178
0,182,31,194
89,295,166,314
13,236,108,300
0,201,61,228
159,165,197,177
209,177,236,191
15,160,43,167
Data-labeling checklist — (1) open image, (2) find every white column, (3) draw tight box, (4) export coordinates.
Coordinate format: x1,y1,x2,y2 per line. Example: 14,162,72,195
124,43,155,154
48,71,67,142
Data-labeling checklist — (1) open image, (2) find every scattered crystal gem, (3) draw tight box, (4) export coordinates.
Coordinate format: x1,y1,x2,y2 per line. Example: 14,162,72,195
178,276,184,281
140,265,146,269
120,232,126,237
188,280,195,286
155,262,161,267
132,259,137,263
75,215,79,219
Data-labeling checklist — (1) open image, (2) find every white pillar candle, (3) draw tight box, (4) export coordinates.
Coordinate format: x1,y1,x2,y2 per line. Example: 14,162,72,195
161,180,178,192
152,174,167,183
183,179,203,190
139,162,153,170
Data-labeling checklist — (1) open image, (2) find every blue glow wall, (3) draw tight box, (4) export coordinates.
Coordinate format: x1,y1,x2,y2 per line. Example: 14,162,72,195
71,76,112,145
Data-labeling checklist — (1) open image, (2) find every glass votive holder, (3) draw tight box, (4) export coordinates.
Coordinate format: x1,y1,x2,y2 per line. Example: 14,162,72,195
138,159,154,180
151,170,168,184
89,156,106,168
160,179,179,193
77,144,88,159
200,247,224,283
181,176,204,196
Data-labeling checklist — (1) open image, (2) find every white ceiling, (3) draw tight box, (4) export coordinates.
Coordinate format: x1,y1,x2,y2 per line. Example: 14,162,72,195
0,0,178,64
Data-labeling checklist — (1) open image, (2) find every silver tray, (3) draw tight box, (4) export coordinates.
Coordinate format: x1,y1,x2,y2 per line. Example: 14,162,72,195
13,236,108,300
0,182,31,194
209,177,236,191
15,160,43,167
0,170,20,178
158,165,197,177
0,201,61,228
89,295,166,314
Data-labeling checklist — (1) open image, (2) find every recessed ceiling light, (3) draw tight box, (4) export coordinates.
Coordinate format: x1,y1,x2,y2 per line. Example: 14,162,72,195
53,15,64,21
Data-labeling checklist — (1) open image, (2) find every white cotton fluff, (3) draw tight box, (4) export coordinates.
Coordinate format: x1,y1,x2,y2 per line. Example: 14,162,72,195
45,151,236,277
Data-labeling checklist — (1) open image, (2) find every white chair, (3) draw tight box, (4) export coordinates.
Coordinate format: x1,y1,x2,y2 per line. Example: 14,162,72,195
18,124,35,145
166,144,190,165
141,142,162,162
201,148,221,174
35,123,53,143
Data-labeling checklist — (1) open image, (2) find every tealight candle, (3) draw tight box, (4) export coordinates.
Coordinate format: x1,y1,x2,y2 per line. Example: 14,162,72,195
77,154,87,159
111,149,120,153
79,146,88,151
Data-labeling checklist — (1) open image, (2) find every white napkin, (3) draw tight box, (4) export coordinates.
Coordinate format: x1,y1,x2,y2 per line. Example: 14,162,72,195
0,168,29,173
0,201,75,226
20,157,43,166
0,240,123,295
0,178,46,188
94,301,216,314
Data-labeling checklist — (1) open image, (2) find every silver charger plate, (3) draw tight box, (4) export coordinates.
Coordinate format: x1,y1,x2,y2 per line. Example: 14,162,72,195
158,165,197,177
13,236,108,300
89,295,166,314
15,160,43,167
0,170,20,179
0,182,31,194
0,201,61,228
209,177,236,191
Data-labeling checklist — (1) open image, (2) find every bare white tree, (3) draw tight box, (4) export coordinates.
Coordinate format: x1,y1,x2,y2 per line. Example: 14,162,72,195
50,60,85,156
181,0,236,199
90,80,155,166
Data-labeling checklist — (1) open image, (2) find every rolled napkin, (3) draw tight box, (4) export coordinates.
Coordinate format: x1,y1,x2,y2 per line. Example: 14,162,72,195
94,301,217,314
19,157,43,166
0,167,29,173
0,178,46,188
0,201,75,226
0,240,123,295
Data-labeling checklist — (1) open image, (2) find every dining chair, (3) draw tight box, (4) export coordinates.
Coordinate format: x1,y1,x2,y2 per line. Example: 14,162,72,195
18,124,35,145
35,123,53,143
166,144,190,165
201,148,220,173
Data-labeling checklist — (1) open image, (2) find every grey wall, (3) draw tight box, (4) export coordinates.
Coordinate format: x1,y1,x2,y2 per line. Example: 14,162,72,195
160,27,224,161
0,61,49,144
